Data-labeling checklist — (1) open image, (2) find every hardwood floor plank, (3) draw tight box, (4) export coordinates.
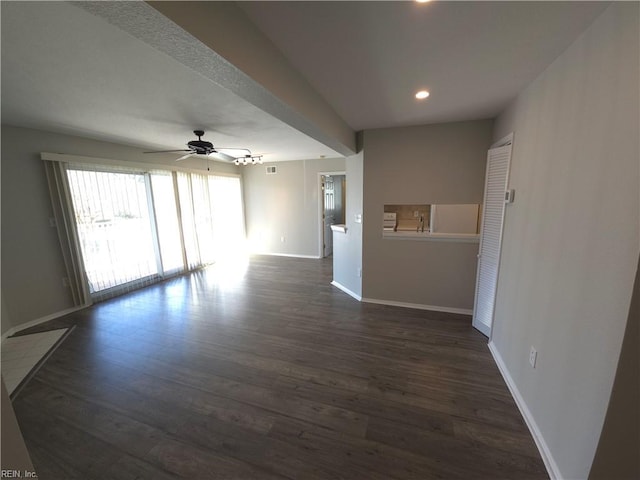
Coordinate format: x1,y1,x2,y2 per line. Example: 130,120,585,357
95,454,182,480
273,374,455,436
33,357,195,437
12,402,126,478
10,255,547,479
366,375,526,430
26,443,86,480
18,380,163,459
366,416,547,479
269,416,464,480
451,418,544,459
145,437,287,480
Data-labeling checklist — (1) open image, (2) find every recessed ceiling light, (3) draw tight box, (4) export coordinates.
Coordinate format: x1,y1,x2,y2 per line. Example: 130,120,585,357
415,90,430,100
416,0,431,3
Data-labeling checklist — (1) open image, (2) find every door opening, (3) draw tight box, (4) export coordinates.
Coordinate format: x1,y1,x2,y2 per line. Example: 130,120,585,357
320,173,346,258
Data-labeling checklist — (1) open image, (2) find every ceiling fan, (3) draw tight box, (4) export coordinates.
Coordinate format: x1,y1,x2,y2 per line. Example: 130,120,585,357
144,130,258,163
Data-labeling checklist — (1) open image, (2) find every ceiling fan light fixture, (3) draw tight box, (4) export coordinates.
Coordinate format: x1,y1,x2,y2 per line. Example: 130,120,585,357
144,130,260,165
233,154,263,166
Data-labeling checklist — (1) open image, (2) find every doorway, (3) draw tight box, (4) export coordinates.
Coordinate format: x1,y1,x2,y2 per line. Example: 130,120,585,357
319,173,346,258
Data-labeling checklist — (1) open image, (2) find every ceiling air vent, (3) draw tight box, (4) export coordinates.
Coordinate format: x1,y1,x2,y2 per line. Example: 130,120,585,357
266,166,277,175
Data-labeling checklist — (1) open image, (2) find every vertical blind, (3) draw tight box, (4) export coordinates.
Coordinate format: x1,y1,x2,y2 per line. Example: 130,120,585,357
52,162,244,302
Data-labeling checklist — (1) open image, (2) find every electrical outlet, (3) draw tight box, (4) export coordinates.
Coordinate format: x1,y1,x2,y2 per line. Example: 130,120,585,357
280,236,286,243
357,268,362,278
529,347,537,368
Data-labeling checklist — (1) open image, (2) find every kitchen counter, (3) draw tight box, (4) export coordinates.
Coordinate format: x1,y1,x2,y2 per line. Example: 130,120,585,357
382,231,479,243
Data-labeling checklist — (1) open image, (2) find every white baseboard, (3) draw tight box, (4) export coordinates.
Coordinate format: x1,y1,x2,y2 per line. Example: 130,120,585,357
361,297,472,316
331,281,362,301
252,252,321,260
488,341,560,480
1,305,86,342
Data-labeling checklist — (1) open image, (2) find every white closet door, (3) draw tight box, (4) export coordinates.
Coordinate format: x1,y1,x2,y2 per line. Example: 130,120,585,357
472,144,512,337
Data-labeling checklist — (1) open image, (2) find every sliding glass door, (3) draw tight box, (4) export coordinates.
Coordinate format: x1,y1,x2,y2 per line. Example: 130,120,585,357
150,171,184,275
65,165,244,300
66,169,159,294
209,175,245,257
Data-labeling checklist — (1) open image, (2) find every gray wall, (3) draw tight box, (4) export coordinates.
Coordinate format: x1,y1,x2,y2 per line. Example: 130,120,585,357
1,125,238,332
242,157,345,257
333,152,364,297
361,120,493,311
1,291,12,337
589,255,640,480
491,4,639,479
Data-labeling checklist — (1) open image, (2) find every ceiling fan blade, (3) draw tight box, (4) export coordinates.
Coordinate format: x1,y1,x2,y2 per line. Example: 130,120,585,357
144,149,191,154
175,153,196,161
209,151,236,162
216,148,252,155
142,132,255,164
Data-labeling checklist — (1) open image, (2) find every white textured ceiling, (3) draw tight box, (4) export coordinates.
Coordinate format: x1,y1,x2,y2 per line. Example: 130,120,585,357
1,1,609,161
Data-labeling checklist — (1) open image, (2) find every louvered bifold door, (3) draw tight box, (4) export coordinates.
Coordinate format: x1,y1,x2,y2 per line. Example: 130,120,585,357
472,145,512,337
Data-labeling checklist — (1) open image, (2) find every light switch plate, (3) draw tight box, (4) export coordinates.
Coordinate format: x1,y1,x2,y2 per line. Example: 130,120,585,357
529,347,537,368
505,189,515,203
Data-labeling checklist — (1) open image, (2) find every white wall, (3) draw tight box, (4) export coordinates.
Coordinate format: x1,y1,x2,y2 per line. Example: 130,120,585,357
1,125,239,332
361,120,493,311
243,157,345,258
333,151,364,297
491,4,639,479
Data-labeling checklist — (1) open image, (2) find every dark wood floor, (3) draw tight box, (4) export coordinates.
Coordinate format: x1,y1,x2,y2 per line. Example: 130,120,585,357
11,255,547,479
